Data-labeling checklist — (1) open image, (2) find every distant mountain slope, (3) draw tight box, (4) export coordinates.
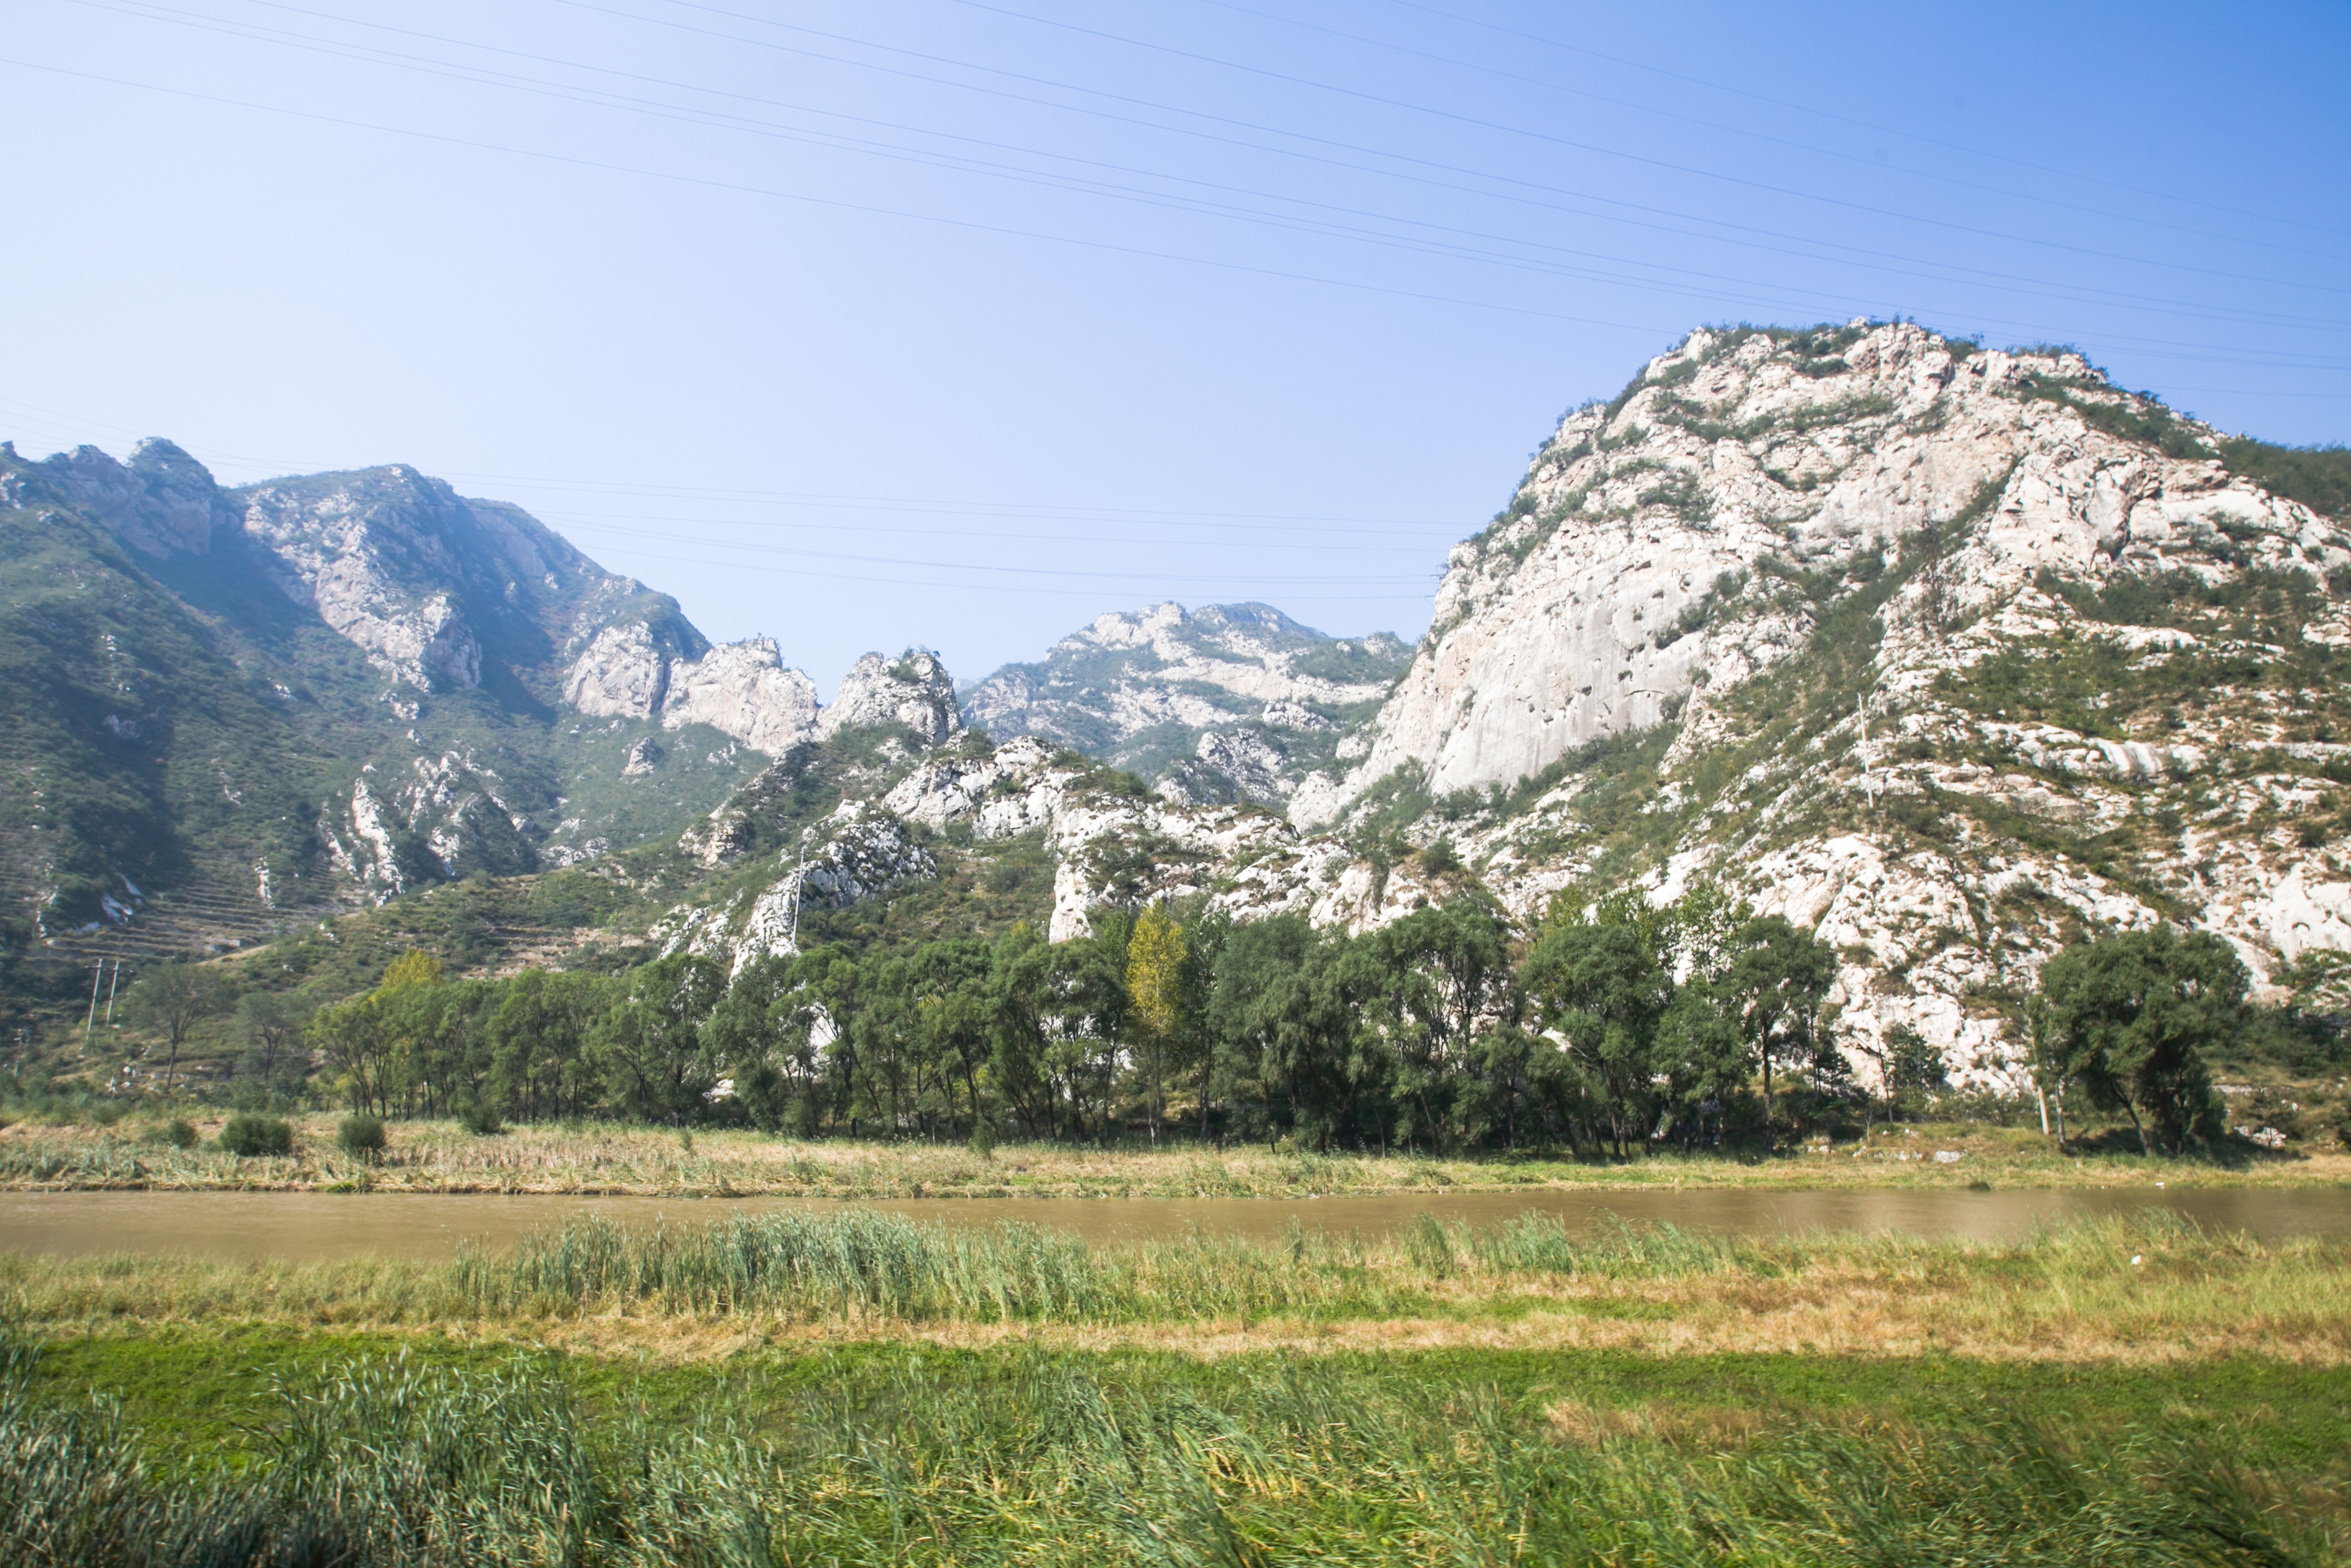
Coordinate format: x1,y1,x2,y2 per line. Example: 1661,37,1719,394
0,438,960,959
961,601,1409,807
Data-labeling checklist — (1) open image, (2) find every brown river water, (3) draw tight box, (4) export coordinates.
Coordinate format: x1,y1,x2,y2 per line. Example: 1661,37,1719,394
2,1186,2348,1262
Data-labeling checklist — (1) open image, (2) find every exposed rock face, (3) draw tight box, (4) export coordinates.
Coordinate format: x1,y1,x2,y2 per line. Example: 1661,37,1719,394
661,638,822,752
821,650,962,743
234,462,647,693
962,601,1408,805
655,799,938,972
564,628,823,755
562,622,677,717
27,439,232,557
320,751,537,900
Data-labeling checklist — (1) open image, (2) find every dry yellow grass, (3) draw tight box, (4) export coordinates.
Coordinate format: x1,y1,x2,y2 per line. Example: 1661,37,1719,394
2,1114,2339,1195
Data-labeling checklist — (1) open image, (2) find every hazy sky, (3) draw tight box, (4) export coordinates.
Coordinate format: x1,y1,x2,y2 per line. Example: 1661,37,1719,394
5,1,2346,695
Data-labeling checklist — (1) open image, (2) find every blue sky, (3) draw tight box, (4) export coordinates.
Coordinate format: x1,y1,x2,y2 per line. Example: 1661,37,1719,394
4,0,2346,695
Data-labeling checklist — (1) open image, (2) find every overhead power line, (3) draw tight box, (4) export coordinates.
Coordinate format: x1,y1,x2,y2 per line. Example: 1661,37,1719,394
72,0,2346,344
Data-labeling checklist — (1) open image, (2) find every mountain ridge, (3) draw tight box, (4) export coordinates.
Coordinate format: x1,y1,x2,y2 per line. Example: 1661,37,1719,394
961,599,1410,806
0,438,961,951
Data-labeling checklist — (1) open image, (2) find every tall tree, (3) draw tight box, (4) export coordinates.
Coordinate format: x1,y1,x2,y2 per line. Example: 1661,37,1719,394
986,924,1059,1140
592,954,728,1122
2036,927,2239,1155
489,970,606,1121
1125,903,1188,1144
1522,920,1673,1156
125,963,227,1095
235,989,307,1088
1724,915,1837,1127
1376,900,1513,1153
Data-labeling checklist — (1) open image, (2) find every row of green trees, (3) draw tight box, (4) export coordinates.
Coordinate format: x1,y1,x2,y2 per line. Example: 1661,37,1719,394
300,890,1872,1154
144,891,2279,1157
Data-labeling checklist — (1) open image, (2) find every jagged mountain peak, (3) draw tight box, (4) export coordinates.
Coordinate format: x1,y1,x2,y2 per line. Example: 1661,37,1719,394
963,600,1410,807
1323,319,2345,818
11,436,239,558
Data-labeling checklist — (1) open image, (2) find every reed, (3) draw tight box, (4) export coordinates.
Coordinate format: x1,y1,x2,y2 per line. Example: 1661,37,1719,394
5,1210,2347,1366
0,1327,2334,1566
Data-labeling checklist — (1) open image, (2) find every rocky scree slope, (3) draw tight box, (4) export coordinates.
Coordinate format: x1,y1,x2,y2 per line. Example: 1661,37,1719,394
961,601,1408,808
0,438,932,953
653,322,2351,1091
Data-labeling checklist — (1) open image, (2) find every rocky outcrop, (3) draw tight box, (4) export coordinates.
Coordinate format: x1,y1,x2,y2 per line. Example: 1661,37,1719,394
22,439,232,557
233,462,642,693
1331,322,2344,813
963,602,1407,805
563,622,678,718
320,751,538,900
564,627,823,755
654,799,939,972
820,650,962,743
661,638,822,752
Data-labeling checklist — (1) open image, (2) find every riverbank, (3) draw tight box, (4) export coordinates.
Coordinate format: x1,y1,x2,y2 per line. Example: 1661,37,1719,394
0,1114,2340,1195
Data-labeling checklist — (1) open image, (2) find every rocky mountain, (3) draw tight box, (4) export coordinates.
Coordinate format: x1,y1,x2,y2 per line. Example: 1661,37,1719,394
14,319,2350,1098
961,601,1409,807
654,321,2351,1094
0,438,955,954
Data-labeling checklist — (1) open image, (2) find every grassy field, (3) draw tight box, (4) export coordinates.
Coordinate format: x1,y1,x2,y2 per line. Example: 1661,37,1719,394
7,1330,2346,1566
1,1113,2343,1195
4,1211,2348,1564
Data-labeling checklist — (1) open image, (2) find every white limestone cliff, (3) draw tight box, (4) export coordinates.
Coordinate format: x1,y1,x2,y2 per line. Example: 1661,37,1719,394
819,650,962,743
563,627,823,755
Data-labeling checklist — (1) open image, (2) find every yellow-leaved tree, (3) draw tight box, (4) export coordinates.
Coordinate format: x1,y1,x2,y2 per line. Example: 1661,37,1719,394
378,951,444,994
1126,903,1187,1144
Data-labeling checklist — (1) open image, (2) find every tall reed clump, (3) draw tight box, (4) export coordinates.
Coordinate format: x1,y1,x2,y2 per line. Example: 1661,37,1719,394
456,1209,1389,1324
0,1326,773,1567
454,1208,1829,1324
0,1328,2333,1566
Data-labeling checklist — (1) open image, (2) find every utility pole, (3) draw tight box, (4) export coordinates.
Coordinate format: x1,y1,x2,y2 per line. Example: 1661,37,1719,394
778,828,816,955
104,958,122,1024
83,961,102,1050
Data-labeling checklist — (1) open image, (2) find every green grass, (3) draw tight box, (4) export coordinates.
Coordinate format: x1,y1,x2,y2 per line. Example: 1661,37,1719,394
7,1326,2344,1565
